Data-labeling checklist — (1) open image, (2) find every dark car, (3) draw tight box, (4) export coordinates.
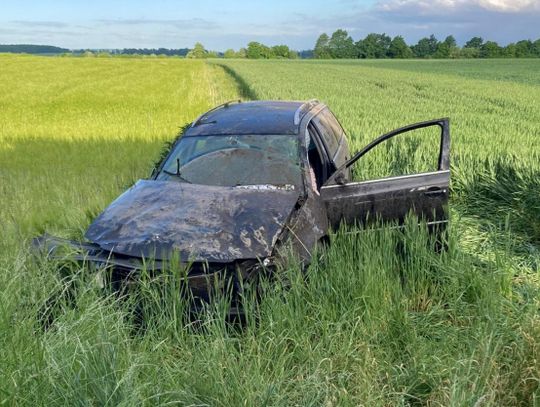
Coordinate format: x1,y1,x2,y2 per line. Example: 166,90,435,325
35,100,450,307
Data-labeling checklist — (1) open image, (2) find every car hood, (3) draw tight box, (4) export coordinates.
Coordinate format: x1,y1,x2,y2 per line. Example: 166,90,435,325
85,180,300,262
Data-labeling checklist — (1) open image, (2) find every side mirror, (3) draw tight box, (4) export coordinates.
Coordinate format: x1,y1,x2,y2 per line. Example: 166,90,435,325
334,172,346,185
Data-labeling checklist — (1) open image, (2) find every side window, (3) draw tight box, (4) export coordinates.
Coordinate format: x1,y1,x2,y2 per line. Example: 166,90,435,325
312,110,339,158
320,108,344,142
352,125,443,182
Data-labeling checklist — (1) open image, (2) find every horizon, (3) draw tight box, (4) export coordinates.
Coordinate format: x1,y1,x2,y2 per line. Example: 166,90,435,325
1,0,539,51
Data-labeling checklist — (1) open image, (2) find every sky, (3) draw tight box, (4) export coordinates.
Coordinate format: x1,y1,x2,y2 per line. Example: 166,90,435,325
1,0,539,50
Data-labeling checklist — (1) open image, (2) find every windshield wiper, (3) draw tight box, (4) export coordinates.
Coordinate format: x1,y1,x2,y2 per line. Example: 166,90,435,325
163,158,192,183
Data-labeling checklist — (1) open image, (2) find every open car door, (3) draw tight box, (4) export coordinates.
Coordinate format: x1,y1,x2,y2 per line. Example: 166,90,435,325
320,118,450,229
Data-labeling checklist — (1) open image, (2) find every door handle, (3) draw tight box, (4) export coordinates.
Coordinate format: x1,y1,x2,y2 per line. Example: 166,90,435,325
423,186,445,197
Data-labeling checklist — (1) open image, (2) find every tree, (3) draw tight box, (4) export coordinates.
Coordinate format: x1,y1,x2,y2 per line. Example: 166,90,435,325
246,42,274,58
464,36,483,49
503,43,517,58
480,41,502,58
236,48,247,58
443,35,457,48
247,42,264,59
434,35,458,58
260,44,273,58
533,39,540,57
328,29,356,58
288,50,299,59
186,42,207,58
412,35,439,58
224,49,236,58
387,35,412,58
357,33,392,58
314,33,331,58
271,44,290,58
460,47,480,58
515,40,533,57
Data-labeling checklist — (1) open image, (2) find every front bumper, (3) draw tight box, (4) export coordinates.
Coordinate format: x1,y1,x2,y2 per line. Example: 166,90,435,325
32,234,266,305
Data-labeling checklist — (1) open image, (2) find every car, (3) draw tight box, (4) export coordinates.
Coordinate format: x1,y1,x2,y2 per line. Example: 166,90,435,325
34,100,450,310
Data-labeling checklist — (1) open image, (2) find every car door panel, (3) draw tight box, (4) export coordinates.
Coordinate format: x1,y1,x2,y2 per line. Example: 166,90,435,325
321,170,449,229
321,118,450,229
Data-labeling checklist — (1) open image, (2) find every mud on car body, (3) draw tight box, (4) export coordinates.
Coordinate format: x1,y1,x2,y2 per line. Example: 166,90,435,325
34,100,450,309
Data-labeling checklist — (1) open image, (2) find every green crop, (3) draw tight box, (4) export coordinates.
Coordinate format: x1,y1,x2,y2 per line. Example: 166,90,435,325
1,55,539,405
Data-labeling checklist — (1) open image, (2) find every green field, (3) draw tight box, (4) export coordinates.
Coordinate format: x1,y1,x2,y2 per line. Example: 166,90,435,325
0,55,238,250
310,58,540,85
1,55,540,405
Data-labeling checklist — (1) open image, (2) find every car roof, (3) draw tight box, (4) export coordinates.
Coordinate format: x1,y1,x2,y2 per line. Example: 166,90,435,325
184,100,322,137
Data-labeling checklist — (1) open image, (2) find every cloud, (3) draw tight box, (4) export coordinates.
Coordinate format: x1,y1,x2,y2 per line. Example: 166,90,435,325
0,21,93,46
370,0,540,44
10,20,71,28
0,18,224,49
95,18,221,30
376,0,540,14
478,0,540,12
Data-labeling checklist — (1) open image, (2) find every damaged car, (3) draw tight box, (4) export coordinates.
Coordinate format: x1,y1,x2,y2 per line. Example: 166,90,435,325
34,100,450,309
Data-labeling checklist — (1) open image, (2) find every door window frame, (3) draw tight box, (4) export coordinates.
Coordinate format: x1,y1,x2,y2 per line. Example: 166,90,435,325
307,122,334,185
311,110,340,160
324,118,450,186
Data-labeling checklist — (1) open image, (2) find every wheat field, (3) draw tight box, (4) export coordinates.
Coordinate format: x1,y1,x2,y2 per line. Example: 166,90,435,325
1,55,540,405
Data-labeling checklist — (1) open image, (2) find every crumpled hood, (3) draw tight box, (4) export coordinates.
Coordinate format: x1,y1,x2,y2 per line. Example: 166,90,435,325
85,180,300,262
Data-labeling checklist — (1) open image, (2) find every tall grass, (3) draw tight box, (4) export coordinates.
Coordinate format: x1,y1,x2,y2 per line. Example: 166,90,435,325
1,56,539,405
0,54,239,404
214,58,540,405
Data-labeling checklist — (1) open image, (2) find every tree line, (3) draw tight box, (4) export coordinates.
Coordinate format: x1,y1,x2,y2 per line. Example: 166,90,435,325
66,42,304,59
0,44,69,54
185,42,301,59
314,30,540,59
3,34,539,59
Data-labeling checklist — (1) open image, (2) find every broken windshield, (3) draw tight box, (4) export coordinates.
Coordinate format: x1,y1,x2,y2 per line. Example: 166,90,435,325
157,134,302,188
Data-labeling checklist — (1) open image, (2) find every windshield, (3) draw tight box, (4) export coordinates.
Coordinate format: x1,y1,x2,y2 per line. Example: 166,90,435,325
156,134,302,188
